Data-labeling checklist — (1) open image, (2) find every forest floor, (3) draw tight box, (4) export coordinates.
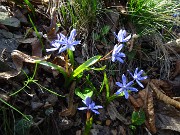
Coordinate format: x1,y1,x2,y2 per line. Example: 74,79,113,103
0,0,180,135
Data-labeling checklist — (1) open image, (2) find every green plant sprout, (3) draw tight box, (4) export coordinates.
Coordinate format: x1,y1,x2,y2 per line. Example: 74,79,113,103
0,98,30,121
9,63,64,97
78,97,103,135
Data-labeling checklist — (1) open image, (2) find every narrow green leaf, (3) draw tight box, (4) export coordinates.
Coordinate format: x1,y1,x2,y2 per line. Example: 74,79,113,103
72,55,101,78
0,98,30,121
28,15,44,50
67,49,74,67
35,60,67,81
104,72,110,98
24,0,35,17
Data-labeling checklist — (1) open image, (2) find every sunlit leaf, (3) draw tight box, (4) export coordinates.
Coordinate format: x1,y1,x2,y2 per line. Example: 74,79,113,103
72,55,101,78
75,88,93,100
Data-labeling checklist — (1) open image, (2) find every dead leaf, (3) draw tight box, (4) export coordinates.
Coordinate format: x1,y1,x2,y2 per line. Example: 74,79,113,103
18,38,37,44
107,102,130,125
0,50,47,79
150,81,180,109
43,8,58,41
14,7,28,24
59,81,77,117
31,38,42,57
143,86,156,134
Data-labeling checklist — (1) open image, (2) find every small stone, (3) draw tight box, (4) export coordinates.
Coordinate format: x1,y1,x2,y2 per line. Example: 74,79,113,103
46,94,58,105
31,101,43,110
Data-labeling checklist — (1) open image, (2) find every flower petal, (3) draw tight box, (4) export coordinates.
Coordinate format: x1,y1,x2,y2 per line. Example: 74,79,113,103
122,74,127,86
58,46,68,53
69,45,75,51
136,80,144,88
123,34,131,42
46,48,58,52
116,82,123,87
71,41,81,46
116,44,124,52
78,107,88,110
116,57,124,63
134,67,138,75
68,29,76,42
92,109,100,114
126,80,134,87
85,97,92,106
127,70,134,78
93,105,103,109
138,76,148,80
137,70,144,77
124,90,129,99
128,87,138,92
115,88,123,95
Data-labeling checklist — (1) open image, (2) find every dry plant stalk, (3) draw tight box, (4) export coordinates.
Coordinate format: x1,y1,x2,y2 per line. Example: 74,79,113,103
139,87,157,134
150,81,180,109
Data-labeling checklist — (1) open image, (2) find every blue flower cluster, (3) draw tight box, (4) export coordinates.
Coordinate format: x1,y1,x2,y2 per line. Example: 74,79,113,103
112,29,131,63
46,29,81,53
111,29,147,99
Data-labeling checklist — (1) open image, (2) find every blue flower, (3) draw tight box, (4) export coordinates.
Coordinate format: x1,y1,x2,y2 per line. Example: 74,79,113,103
46,29,81,53
113,29,131,43
115,74,138,99
127,68,148,88
112,44,126,63
78,97,103,114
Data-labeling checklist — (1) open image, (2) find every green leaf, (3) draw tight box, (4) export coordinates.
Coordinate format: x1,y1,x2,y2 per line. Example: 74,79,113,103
72,55,101,78
75,88,93,100
131,109,145,125
35,60,67,81
104,72,110,98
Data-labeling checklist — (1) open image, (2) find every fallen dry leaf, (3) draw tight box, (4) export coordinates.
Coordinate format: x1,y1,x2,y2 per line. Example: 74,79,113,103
43,8,58,41
150,81,180,109
31,38,42,57
0,50,47,79
107,102,130,125
59,81,77,117
142,86,156,134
